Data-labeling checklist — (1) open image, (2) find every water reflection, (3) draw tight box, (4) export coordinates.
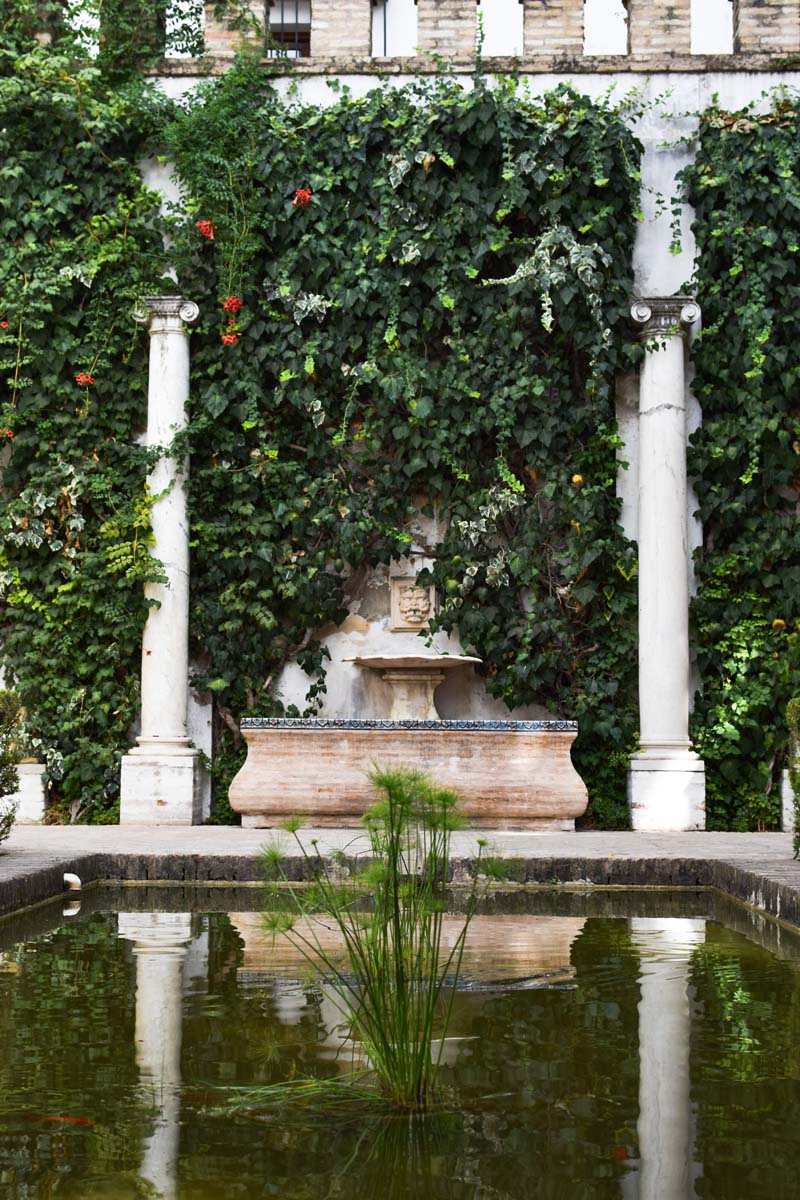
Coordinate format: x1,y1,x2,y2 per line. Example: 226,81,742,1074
231,911,588,1073
118,913,193,1200
629,917,706,1200
2,892,800,1198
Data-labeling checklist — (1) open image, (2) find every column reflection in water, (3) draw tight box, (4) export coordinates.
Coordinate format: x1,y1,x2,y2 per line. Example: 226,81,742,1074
629,917,706,1200
118,913,194,1200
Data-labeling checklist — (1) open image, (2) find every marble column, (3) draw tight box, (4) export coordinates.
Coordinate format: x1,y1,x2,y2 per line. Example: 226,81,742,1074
118,913,193,1200
630,917,705,1200
120,296,201,825
628,298,706,831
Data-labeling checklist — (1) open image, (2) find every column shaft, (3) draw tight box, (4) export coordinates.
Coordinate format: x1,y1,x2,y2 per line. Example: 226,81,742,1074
120,296,201,825
628,299,705,831
139,311,193,747
637,332,691,748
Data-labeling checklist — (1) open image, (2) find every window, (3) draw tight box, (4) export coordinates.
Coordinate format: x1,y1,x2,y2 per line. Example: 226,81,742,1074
269,0,312,57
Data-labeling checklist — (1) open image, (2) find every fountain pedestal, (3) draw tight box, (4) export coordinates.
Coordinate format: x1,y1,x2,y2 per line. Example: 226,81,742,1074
382,669,440,720
349,653,482,721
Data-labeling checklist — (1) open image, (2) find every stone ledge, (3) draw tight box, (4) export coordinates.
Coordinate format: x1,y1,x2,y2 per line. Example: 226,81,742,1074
149,50,800,76
2,830,799,931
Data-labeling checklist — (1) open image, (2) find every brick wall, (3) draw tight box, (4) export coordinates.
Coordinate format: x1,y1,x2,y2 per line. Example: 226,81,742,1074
522,0,583,56
734,0,800,50
201,0,800,62
417,0,476,55
204,1,266,55
311,0,372,55
628,0,691,55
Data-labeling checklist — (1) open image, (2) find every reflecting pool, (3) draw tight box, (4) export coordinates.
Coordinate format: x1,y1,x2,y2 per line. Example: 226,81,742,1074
1,887,799,1199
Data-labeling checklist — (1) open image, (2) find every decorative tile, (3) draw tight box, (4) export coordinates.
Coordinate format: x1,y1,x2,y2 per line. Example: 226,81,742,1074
240,717,578,732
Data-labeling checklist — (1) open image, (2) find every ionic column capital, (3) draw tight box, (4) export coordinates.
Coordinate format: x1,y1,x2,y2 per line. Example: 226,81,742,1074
630,296,700,340
134,295,200,334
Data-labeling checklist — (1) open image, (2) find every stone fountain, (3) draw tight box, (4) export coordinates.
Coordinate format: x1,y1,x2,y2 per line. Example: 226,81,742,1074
347,652,483,720
229,556,588,829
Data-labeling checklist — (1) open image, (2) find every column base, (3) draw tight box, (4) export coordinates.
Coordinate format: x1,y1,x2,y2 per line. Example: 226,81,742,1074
782,769,795,835
8,763,47,823
128,736,197,757
120,750,202,825
628,746,706,831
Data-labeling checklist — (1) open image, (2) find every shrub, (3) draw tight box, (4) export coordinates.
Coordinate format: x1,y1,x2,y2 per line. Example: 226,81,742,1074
0,690,22,847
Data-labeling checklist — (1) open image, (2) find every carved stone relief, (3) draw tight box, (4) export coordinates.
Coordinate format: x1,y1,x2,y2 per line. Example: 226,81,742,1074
390,577,436,631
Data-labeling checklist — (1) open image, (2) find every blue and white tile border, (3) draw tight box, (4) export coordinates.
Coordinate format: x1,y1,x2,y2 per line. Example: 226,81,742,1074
240,717,578,732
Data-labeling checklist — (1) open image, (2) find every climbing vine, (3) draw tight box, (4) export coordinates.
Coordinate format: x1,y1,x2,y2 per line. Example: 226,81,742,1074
0,3,171,820
681,98,800,831
1,2,644,825
167,65,643,823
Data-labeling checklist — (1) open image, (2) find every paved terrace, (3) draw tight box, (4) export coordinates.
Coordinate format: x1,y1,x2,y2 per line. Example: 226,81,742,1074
1,826,800,929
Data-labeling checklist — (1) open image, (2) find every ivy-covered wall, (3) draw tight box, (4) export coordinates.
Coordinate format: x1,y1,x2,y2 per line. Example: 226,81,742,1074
166,65,643,823
0,12,173,820
681,101,800,831
0,0,797,830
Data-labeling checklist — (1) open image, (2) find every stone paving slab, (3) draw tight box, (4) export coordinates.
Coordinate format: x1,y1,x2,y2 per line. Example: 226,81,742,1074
1,826,799,928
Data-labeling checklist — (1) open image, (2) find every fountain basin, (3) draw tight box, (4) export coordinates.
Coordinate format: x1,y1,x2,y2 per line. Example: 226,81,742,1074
229,718,588,830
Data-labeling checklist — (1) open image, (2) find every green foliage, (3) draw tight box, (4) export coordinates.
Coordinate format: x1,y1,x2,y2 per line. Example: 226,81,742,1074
1,10,641,824
681,98,800,830
0,689,21,842
166,66,642,820
0,0,244,78
788,697,800,858
0,18,171,818
258,766,485,1111
0,688,21,794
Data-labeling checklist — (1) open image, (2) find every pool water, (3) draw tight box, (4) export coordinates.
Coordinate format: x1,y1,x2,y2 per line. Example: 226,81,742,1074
1,888,799,1199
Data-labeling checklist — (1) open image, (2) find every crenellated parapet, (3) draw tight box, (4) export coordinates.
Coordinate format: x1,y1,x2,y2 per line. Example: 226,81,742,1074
196,0,800,67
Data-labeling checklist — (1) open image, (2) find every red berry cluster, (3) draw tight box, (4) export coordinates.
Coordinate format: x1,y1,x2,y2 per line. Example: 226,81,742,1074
196,219,216,240
223,295,243,313
75,372,95,387
292,187,312,209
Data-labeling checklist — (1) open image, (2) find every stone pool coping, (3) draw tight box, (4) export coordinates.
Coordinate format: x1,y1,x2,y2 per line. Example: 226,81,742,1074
2,827,799,927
